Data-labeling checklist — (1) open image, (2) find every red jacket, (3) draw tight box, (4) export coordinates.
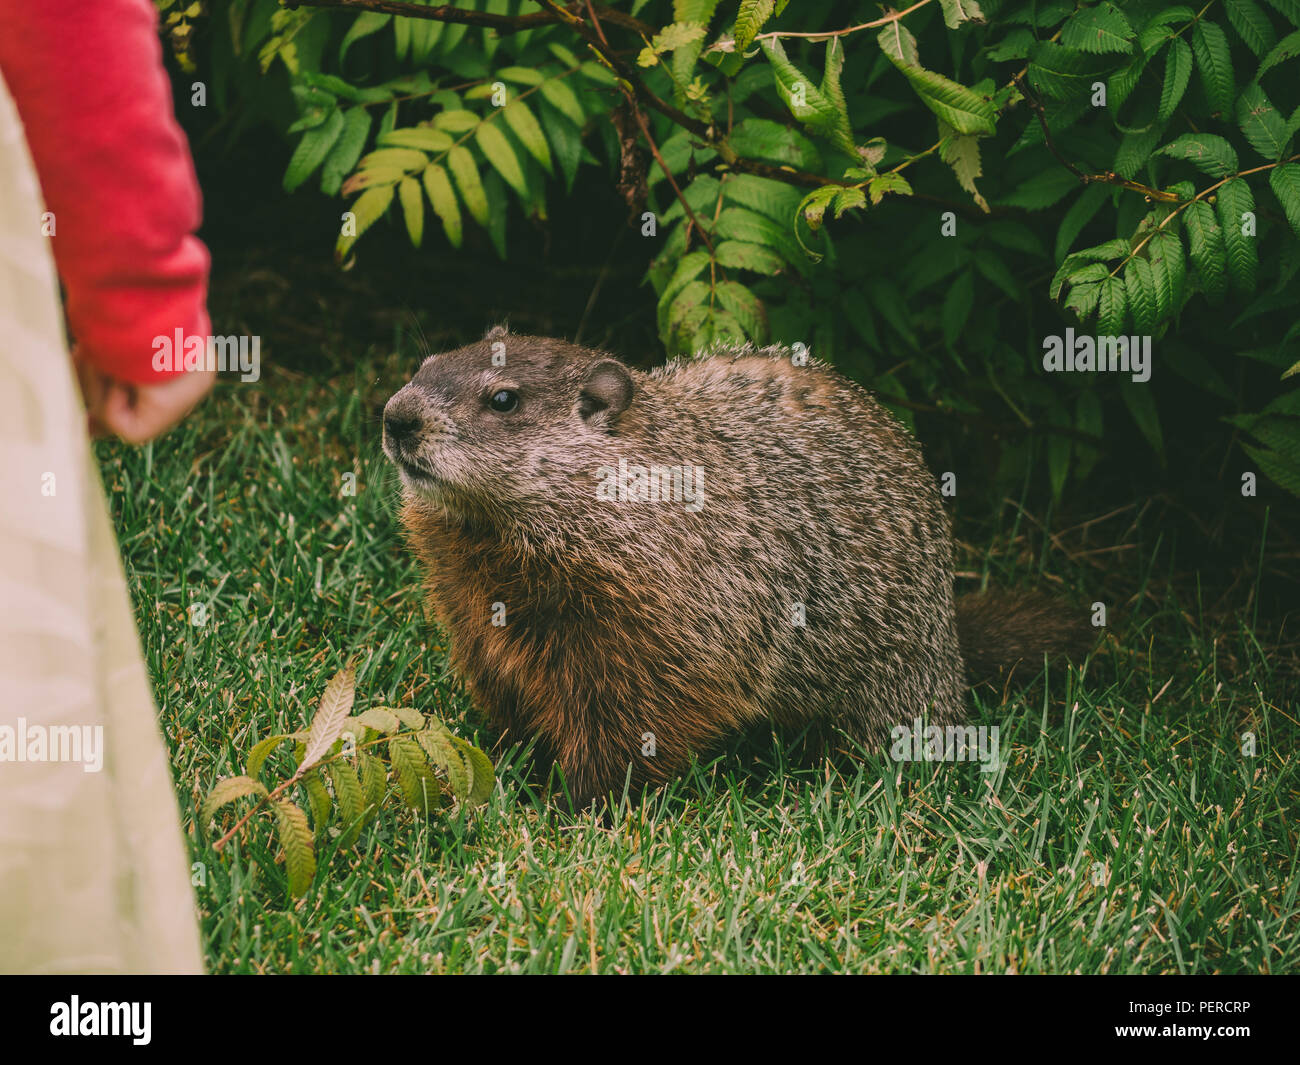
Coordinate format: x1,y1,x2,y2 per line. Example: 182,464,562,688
0,0,210,383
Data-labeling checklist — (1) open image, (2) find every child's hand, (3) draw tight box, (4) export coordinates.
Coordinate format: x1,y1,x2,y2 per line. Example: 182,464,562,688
78,360,215,443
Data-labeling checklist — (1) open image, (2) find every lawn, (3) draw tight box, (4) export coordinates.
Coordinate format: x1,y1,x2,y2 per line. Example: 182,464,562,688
97,339,1299,974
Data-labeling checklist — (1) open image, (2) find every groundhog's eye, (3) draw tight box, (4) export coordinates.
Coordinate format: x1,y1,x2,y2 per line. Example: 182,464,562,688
488,389,519,413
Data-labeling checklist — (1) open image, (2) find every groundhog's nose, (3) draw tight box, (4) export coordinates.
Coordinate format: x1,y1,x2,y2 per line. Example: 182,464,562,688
383,394,422,446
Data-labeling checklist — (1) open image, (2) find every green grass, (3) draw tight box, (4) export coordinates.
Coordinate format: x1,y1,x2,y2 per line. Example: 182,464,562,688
97,352,1299,974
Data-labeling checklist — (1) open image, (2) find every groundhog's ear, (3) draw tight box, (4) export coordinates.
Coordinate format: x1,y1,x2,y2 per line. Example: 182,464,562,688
579,360,634,427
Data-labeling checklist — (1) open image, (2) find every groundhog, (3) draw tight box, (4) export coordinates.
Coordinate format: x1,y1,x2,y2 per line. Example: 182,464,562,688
383,325,1089,805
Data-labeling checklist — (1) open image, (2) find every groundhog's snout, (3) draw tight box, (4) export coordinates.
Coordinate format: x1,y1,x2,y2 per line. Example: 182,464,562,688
382,389,422,451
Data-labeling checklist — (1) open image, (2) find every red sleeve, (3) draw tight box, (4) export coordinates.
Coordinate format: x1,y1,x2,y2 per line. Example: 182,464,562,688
0,0,210,383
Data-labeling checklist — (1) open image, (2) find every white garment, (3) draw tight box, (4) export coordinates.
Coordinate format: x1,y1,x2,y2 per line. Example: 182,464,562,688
0,66,203,973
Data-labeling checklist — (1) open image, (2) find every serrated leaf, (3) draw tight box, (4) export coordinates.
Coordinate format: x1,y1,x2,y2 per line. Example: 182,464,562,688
1114,127,1161,180
798,184,839,229
1157,133,1239,177
1061,2,1135,54
388,735,441,815
1124,258,1158,332
723,174,802,222
1192,21,1235,115
1258,29,1300,77
359,147,427,172
301,769,332,831
340,12,391,65
866,173,911,205
358,751,387,811
448,146,490,225
415,721,471,800
939,125,989,212
1183,200,1228,299
476,121,529,198
284,108,344,192
397,176,423,247
422,164,463,247
715,205,808,273
321,107,372,197
202,775,268,824
301,665,356,769
1270,163,1300,235
247,734,301,780
1028,41,1121,100
326,762,368,847
820,38,855,152
1148,229,1186,315
378,126,454,152
1160,39,1193,122
1065,280,1102,319
735,0,776,51
272,800,316,898
501,99,553,175
1226,0,1278,57
714,279,768,342
938,0,985,30
1218,178,1259,292
877,21,919,66
450,737,495,806
1236,82,1290,159
1097,275,1128,334
713,240,786,274
1138,7,1196,54
538,78,584,127
761,39,856,154
433,109,482,133
894,63,998,135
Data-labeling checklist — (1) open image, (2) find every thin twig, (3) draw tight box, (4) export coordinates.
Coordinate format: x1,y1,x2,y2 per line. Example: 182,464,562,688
286,0,655,37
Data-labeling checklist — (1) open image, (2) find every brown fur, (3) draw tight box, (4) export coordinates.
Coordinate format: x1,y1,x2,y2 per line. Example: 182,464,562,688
383,327,1090,804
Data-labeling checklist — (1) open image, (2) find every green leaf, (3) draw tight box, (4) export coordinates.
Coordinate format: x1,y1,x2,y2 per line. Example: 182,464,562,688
820,38,854,152
326,762,368,848
284,108,344,192
938,0,986,30
358,146,427,172
388,735,441,815
715,205,809,274
1124,258,1158,332
1138,7,1196,54
1218,178,1258,293
301,664,356,769
728,118,821,169
336,182,394,261
1060,2,1135,54
202,775,268,824
1258,29,1300,76
378,126,454,152
320,107,372,197
723,174,802,222
1270,163,1300,235
433,109,482,133
1096,275,1128,334
448,146,490,225
422,164,463,247
410,13,444,63
340,12,391,65
272,800,316,898
939,124,989,212
877,21,919,67
1236,82,1291,159
1114,127,1161,179
760,39,856,154
941,270,974,345
301,769,332,831
713,240,786,274
358,751,387,811
1183,200,1228,299
1262,0,1300,28
450,737,495,807
415,721,471,800
247,734,302,781
1159,39,1193,122
1156,133,1239,177
538,78,584,127
1064,280,1101,319
734,0,776,51
1226,0,1278,57
714,280,768,342
398,175,424,247
1028,41,1121,100
1192,21,1235,115
1242,442,1300,495
1148,229,1186,315
502,99,553,174
866,173,911,205
892,63,998,135
476,121,529,198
